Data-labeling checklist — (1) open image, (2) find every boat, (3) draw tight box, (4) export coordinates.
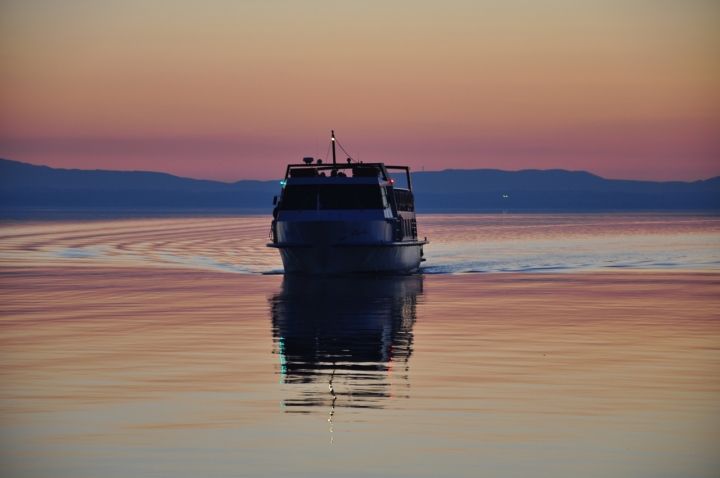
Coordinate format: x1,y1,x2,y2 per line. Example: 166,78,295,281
267,131,428,273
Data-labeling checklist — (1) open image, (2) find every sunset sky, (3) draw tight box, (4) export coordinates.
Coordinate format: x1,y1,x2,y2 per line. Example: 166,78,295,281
1,0,718,181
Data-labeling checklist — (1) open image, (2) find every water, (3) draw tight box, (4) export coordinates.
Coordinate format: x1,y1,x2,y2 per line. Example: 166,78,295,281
1,213,719,477
420,213,720,273
1,213,718,273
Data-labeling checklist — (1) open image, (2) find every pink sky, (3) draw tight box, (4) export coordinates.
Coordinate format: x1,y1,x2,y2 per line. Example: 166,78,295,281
1,1,718,181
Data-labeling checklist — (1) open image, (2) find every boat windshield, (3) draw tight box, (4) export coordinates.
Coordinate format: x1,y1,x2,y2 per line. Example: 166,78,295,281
280,184,384,211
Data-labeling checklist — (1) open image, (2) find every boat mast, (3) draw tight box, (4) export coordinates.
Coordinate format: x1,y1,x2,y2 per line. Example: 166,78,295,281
331,130,337,165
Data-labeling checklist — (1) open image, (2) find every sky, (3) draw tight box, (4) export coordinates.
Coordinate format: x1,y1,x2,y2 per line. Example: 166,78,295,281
0,0,718,182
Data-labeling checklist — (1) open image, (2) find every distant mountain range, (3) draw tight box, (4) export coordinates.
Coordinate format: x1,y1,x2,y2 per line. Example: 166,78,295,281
1,158,718,213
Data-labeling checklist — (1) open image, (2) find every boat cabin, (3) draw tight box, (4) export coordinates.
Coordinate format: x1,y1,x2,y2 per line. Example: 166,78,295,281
273,161,418,242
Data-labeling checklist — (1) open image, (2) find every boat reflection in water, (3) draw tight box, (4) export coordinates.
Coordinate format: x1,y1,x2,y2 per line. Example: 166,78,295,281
270,274,422,414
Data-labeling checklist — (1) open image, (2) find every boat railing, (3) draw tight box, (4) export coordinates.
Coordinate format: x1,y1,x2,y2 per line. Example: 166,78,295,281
284,163,413,191
393,188,415,212
269,220,277,243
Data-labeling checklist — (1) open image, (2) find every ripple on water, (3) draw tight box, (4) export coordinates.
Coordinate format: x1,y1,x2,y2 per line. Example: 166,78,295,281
0,213,718,274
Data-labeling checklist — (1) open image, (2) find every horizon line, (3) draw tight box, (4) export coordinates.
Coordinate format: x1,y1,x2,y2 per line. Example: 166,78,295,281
2,157,718,185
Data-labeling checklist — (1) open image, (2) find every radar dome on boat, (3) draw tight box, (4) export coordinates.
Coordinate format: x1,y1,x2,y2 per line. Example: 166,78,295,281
303,157,314,164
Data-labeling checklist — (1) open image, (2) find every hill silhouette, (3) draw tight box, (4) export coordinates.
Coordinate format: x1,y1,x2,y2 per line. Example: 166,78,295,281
1,158,718,213
410,169,720,211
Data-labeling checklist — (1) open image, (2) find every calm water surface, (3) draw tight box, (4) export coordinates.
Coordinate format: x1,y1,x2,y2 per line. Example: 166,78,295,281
1,213,719,477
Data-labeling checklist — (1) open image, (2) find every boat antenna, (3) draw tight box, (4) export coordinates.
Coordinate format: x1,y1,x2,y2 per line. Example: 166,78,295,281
334,136,357,163
331,130,337,165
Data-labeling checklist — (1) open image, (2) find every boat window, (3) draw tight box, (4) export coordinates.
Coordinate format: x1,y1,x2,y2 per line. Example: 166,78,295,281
280,184,385,211
319,185,384,210
279,185,319,210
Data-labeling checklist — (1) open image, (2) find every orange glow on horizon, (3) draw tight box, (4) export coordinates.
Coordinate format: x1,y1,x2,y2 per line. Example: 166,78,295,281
0,1,718,181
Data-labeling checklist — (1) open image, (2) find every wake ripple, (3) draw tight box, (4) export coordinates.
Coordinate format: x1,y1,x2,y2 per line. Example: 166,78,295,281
1,213,718,274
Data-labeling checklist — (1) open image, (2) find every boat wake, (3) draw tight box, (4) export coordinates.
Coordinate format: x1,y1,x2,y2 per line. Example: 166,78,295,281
1,214,718,274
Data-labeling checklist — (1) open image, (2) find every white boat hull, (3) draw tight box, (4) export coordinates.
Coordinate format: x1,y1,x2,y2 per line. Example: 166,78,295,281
269,218,425,273
274,242,424,274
